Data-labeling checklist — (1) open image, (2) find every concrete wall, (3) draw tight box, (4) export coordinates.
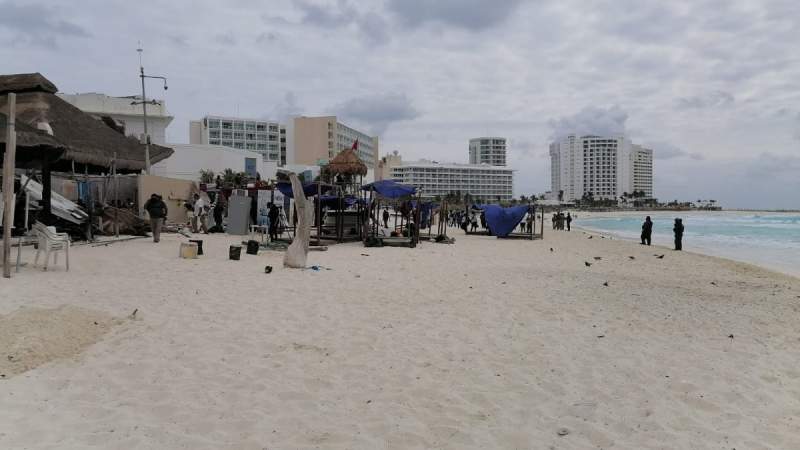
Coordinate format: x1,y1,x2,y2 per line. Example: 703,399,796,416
137,175,196,223
291,116,334,165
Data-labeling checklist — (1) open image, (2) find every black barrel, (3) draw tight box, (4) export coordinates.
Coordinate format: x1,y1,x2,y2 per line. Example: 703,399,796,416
229,245,242,260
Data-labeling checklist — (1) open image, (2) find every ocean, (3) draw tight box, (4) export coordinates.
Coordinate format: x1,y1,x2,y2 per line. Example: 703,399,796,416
576,211,800,277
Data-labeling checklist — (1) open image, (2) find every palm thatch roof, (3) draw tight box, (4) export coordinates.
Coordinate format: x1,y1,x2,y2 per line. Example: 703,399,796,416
0,73,173,173
325,148,368,176
0,72,57,96
1,113,66,168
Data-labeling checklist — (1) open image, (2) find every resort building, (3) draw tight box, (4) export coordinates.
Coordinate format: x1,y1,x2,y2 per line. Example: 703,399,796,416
469,137,507,166
549,134,654,202
189,115,286,165
57,92,173,145
153,143,277,182
286,116,379,169
377,151,514,202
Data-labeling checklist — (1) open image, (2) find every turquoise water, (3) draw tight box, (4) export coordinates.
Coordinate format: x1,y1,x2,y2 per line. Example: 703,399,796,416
577,212,800,277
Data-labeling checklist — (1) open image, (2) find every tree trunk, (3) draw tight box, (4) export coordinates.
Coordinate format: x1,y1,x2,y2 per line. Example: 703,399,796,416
283,173,312,268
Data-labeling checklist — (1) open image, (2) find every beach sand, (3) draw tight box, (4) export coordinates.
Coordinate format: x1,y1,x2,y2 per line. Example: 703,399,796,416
1,228,800,449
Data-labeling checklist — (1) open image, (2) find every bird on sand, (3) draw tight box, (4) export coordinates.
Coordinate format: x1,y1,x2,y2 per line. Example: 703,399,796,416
656,254,665,259
602,281,609,287
593,256,602,261
628,256,635,260
584,261,592,267
550,248,554,252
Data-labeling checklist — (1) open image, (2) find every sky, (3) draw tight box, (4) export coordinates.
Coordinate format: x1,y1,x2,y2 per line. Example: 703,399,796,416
1,0,799,209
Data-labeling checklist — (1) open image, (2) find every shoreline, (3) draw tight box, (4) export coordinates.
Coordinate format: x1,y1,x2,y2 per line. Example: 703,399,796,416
572,224,800,281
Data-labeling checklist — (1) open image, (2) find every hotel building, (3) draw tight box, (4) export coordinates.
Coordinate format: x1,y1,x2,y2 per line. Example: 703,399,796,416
377,151,514,202
190,115,286,165
286,116,379,169
469,137,507,166
549,134,653,202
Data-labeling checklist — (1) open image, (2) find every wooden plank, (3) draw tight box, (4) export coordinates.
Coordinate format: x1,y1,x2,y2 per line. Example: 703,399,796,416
3,93,17,278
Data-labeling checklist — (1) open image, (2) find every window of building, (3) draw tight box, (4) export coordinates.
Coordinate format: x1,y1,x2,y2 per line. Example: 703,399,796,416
256,123,266,131
257,143,267,150
246,133,256,140
209,139,220,145
208,119,220,129
246,123,256,131
234,142,244,149
221,131,232,139
269,125,279,133
233,132,244,140
233,122,244,130
221,121,232,129
221,141,233,147
209,130,220,139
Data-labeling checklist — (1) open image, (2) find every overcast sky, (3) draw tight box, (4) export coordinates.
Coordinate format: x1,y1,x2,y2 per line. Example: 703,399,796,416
2,0,799,209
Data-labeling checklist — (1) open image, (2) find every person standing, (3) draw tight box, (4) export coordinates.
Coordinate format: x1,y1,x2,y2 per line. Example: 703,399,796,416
143,194,168,243
641,216,653,245
382,208,390,228
566,212,572,231
268,203,280,241
193,193,208,234
673,218,684,250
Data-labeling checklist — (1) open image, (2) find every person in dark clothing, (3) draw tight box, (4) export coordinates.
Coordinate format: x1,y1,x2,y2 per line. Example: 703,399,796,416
566,213,572,231
673,218,684,250
267,203,280,241
382,208,390,228
143,194,168,243
641,216,653,245
212,201,225,232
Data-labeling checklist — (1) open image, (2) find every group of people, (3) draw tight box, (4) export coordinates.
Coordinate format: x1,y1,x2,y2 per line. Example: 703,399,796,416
641,216,684,250
552,212,572,231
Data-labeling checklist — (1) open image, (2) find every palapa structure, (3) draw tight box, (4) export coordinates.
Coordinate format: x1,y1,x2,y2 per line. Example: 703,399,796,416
320,147,368,242
323,147,368,178
0,73,173,173
1,72,174,221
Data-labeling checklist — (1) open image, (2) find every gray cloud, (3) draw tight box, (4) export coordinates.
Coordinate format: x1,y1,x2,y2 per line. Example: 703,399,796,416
270,92,304,123
646,141,704,160
0,1,89,47
548,106,628,141
295,0,388,45
676,91,735,109
387,0,523,30
214,32,237,46
334,93,419,135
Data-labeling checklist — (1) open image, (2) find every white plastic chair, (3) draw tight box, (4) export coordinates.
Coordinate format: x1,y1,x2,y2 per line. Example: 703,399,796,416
33,221,70,271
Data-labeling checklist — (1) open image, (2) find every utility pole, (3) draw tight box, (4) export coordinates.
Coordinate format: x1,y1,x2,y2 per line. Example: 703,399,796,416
133,44,168,175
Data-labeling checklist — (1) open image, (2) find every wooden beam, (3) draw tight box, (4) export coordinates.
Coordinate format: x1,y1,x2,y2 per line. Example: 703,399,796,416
3,93,17,278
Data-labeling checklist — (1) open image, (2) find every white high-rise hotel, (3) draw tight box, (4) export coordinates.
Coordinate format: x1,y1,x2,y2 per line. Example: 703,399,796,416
550,135,653,202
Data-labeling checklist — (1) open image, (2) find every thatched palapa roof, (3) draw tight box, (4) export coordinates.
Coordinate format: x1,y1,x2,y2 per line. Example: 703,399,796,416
0,73,173,173
325,147,368,176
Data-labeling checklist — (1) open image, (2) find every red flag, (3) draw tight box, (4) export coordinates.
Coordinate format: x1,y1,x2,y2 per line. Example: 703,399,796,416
351,138,359,151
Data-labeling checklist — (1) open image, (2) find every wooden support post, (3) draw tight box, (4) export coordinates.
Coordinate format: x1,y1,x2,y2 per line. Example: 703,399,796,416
41,157,52,222
113,152,119,237
2,93,17,278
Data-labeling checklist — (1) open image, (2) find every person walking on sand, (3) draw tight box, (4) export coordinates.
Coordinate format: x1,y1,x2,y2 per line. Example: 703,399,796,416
144,193,168,243
268,203,280,241
566,212,572,231
641,216,653,245
382,208,390,228
673,218,684,250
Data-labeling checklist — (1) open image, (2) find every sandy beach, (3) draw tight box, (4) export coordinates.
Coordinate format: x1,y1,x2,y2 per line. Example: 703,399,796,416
2,228,800,449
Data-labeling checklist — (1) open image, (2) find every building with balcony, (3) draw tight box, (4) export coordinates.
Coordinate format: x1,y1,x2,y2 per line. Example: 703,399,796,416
469,137,507,166
377,151,514,202
190,115,286,165
549,134,654,202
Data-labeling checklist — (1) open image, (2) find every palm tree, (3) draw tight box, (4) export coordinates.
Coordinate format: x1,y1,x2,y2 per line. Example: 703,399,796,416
199,169,215,184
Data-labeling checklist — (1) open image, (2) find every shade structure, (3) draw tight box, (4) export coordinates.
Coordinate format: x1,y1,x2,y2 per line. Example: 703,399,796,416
275,181,333,198
0,73,173,173
325,148,367,176
361,180,416,199
478,204,531,237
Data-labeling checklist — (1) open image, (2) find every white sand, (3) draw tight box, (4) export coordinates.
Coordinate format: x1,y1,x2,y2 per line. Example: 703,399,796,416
1,228,800,449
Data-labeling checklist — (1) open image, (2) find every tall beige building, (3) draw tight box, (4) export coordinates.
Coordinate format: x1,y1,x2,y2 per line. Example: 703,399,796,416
287,116,379,168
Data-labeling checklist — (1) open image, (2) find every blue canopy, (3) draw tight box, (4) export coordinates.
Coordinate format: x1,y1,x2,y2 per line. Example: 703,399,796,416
480,204,531,237
276,181,331,199
362,180,417,199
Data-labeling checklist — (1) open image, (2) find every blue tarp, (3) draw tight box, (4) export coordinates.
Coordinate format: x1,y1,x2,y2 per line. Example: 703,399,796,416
480,204,531,237
362,180,416,199
276,181,330,199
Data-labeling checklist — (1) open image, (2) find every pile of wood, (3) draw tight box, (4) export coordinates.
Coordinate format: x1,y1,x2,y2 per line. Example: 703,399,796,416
99,207,149,236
